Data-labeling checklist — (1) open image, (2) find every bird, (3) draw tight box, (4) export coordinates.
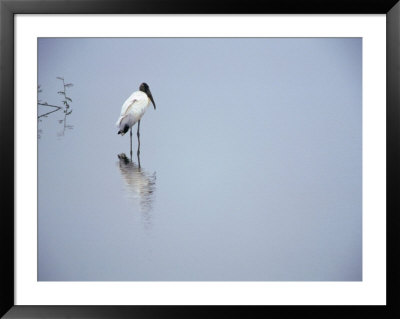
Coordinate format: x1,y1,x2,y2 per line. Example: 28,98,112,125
116,83,156,157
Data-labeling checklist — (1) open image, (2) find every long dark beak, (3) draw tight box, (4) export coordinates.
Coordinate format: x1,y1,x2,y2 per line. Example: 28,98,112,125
147,90,156,110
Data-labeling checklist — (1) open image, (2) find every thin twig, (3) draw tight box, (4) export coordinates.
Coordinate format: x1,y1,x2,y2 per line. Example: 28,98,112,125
38,108,62,119
38,103,62,109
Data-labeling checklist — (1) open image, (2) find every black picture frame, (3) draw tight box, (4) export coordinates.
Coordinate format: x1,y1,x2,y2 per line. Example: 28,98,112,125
1,0,399,318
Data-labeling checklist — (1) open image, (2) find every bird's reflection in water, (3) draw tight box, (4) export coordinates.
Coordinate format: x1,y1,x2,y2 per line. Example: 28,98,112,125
117,153,156,228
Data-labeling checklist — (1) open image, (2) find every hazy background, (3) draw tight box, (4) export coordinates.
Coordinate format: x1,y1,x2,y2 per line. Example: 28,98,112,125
38,38,362,281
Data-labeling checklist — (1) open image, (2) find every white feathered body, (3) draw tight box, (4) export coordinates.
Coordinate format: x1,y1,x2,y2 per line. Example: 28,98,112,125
116,91,151,135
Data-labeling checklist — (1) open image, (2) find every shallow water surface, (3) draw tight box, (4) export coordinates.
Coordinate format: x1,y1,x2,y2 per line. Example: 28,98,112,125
38,38,362,281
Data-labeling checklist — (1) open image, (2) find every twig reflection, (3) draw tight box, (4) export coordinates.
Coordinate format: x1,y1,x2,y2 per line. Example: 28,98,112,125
57,109,74,137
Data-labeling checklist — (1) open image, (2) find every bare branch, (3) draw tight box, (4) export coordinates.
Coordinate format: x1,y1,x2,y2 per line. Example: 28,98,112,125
38,107,62,119
38,103,62,109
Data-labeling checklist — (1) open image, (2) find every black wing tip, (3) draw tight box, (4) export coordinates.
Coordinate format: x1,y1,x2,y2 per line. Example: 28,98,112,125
117,124,130,135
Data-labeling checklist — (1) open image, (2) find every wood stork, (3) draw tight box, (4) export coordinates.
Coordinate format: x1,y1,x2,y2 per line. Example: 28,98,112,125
116,83,156,157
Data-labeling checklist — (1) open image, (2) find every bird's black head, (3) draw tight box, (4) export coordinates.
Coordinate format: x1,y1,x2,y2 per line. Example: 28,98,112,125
139,82,149,92
139,82,156,110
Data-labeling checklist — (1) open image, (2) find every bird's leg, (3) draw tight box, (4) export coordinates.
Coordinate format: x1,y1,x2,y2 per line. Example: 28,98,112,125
137,120,141,158
137,151,141,169
130,127,133,160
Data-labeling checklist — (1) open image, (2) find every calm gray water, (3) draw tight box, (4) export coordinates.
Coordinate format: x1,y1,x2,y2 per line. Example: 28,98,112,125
38,38,362,281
